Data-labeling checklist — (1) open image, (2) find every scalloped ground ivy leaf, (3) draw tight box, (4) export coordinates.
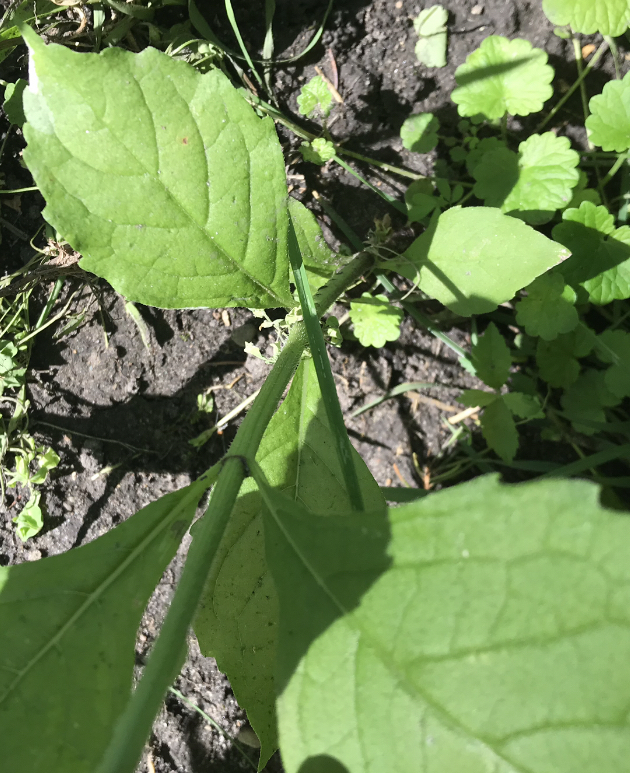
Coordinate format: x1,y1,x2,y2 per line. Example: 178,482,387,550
586,71,630,152
553,201,630,304
22,27,293,310
451,36,554,120
596,329,630,398
473,132,579,225
543,0,630,36
515,272,579,340
349,293,403,348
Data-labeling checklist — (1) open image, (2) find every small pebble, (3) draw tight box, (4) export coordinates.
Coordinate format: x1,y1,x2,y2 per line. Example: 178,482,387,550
25,550,42,562
471,4,483,14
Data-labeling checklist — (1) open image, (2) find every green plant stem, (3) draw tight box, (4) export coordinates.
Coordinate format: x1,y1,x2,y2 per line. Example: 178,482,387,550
376,273,471,362
96,243,373,773
333,155,407,214
600,153,630,188
224,0,265,92
604,35,621,79
95,323,308,773
0,186,39,194
314,249,375,314
536,38,608,132
288,214,364,510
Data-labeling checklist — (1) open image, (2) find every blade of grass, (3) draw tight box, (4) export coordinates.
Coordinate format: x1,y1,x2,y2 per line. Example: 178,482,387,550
224,0,265,92
350,381,435,418
288,211,364,511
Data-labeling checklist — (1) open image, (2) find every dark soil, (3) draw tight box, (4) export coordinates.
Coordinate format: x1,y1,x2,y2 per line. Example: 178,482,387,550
0,1,625,771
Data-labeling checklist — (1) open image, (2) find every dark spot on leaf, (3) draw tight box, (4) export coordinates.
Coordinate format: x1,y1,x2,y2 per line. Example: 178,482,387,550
182,137,188,145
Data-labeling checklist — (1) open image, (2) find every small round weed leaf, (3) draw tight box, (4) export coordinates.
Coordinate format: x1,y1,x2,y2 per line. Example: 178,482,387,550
474,133,579,225
597,329,630,398
543,0,630,35
502,391,544,419
561,368,620,435
586,72,630,152
349,293,403,348
400,112,439,153
553,202,630,304
299,138,336,165
297,75,333,118
515,272,579,341
404,179,444,222
451,36,554,120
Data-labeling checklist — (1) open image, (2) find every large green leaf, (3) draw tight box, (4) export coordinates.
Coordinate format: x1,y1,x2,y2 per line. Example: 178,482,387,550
389,207,571,316
193,359,383,767
543,0,630,36
263,473,630,773
0,478,209,773
22,27,292,310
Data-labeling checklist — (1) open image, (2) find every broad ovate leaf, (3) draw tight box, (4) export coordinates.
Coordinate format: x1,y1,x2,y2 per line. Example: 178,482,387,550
543,0,630,35
400,112,439,153
586,71,630,152
553,201,630,304
264,473,630,773
390,207,570,316
22,27,292,310
0,478,209,773
349,293,403,348
193,359,382,766
472,133,579,225
451,36,554,120
515,272,579,341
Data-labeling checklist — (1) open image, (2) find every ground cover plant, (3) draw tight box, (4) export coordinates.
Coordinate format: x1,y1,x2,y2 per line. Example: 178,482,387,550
4,1,630,771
